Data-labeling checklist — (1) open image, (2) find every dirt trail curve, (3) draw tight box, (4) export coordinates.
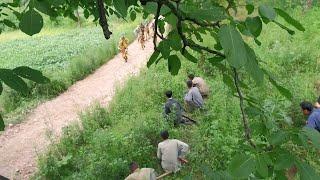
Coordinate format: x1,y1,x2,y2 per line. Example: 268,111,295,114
0,39,154,179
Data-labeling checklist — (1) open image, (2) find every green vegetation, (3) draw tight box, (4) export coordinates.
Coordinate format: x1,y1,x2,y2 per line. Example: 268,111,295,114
36,7,320,179
0,18,139,125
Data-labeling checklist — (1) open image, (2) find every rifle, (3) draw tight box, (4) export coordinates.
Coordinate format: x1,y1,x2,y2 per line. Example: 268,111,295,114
156,171,172,179
182,114,197,124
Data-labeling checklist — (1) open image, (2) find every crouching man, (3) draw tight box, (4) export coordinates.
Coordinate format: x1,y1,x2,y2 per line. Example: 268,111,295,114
157,130,189,173
125,162,157,180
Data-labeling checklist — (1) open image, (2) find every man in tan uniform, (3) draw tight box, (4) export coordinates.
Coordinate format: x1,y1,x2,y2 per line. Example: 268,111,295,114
157,130,189,173
188,74,210,97
125,162,157,180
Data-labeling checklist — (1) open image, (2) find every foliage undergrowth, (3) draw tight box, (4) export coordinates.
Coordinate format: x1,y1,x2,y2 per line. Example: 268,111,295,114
0,18,140,125
36,8,320,180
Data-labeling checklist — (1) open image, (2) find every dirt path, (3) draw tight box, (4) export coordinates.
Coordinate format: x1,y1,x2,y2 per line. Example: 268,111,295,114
0,39,154,179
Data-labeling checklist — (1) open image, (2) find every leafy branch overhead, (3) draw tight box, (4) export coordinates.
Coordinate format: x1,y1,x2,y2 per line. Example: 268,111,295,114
1,1,318,179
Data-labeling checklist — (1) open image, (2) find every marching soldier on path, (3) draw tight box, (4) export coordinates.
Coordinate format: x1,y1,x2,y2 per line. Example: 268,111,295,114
118,35,129,62
138,23,146,49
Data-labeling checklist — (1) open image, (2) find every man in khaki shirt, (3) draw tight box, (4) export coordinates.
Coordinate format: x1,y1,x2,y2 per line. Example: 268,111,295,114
125,162,156,180
157,130,189,173
188,74,210,97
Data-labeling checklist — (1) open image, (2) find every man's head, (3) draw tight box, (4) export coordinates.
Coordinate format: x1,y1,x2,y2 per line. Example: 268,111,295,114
300,101,314,115
160,130,169,140
188,74,195,80
129,162,139,173
165,90,173,99
187,80,193,89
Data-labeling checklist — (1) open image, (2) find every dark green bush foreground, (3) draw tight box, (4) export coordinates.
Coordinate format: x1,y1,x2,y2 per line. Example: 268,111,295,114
36,8,320,179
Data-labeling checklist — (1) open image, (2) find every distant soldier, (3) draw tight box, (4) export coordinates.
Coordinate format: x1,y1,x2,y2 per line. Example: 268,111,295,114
145,22,150,40
138,23,146,49
118,35,129,62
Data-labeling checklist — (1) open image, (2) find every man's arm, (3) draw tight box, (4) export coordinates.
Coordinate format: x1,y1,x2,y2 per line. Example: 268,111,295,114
157,144,162,159
176,140,189,158
184,91,192,102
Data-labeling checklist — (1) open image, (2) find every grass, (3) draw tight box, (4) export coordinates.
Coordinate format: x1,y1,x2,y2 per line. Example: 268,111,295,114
36,7,320,180
0,18,141,125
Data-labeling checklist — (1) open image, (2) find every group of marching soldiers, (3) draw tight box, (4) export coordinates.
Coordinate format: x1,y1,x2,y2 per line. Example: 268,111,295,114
125,75,210,180
118,21,154,62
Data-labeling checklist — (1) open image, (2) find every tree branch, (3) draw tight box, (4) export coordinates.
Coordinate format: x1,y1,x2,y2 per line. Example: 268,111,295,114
97,0,112,40
233,68,256,148
153,2,162,50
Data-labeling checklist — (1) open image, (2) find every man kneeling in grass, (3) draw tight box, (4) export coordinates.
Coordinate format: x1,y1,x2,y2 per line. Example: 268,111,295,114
157,130,189,174
163,90,196,126
184,80,204,112
300,101,320,132
125,162,157,180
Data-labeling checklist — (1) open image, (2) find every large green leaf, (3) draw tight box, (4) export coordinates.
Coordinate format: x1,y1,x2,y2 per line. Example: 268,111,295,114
259,5,276,21
113,0,127,17
302,127,320,150
274,8,305,31
274,153,295,170
158,41,171,59
19,9,43,36
269,78,292,99
168,55,181,76
297,161,320,180
244,44,264,86
188,6,227,22
13,66,49,84
269,131,288,145
147,51,161,68
256,154,271,178
228,154,256,179
167,30,182,51
0,114,4,131
245,16,262,37
0,69,28,95
218,25,247,69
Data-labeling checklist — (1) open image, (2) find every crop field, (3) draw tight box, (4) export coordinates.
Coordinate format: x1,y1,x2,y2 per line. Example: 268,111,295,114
35,7,320,179
0,18,140,124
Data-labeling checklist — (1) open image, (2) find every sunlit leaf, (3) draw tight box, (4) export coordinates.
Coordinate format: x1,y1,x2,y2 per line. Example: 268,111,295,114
259,5,276,21
274,8,305,31
228,154,256,179
218,25,247,69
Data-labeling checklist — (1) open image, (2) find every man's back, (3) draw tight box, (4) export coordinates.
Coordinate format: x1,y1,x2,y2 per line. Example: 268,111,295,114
307,108,320,131
164,98,183,115
184,87,204,108
157,139,189,173
192,77,209,96
125,168,156,180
